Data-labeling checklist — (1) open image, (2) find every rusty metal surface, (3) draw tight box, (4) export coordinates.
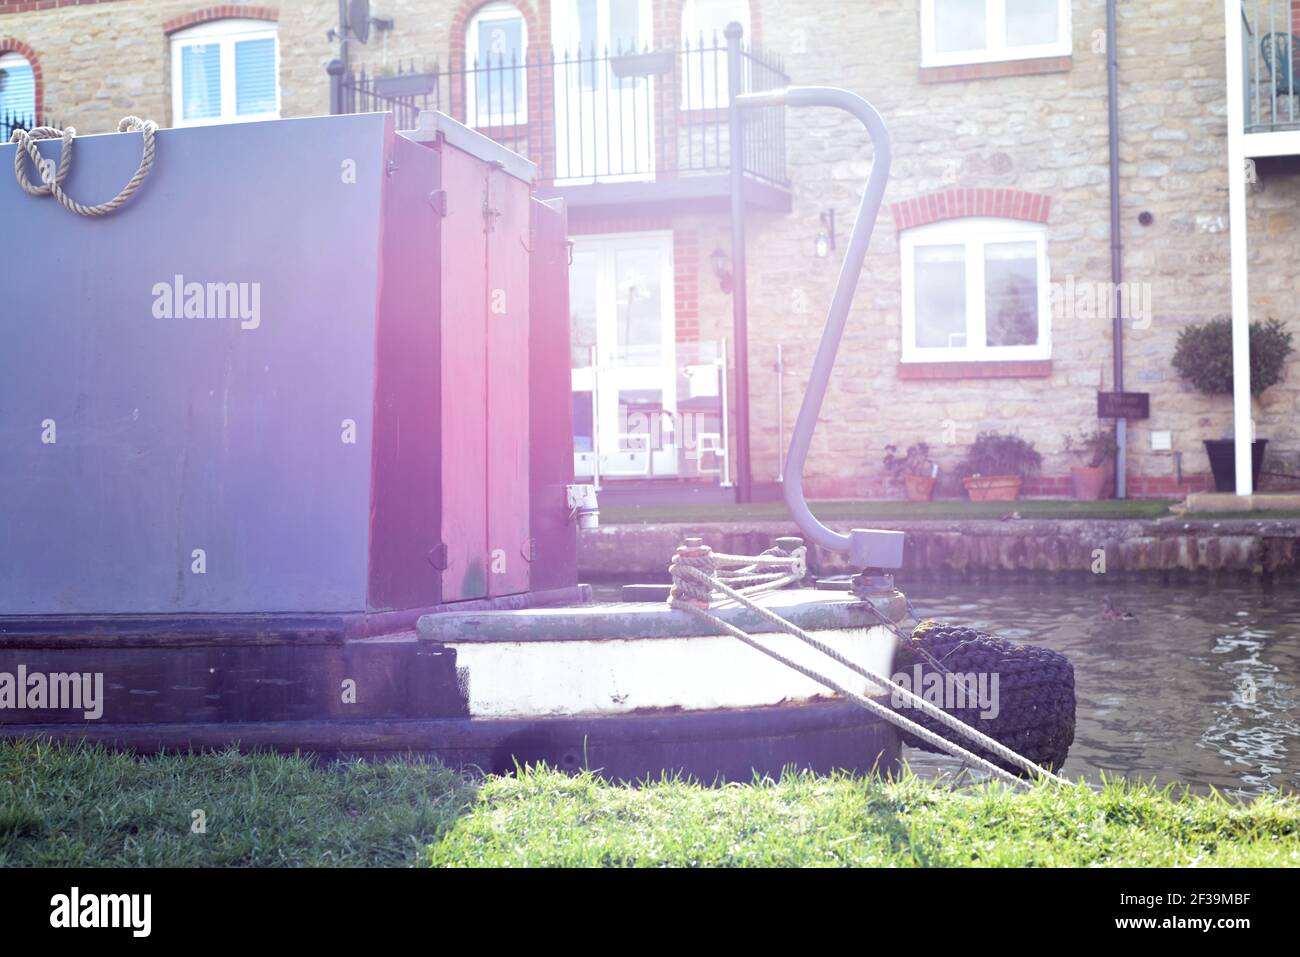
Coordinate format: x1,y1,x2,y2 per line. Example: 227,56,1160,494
418,587,906,642
2,701,900,783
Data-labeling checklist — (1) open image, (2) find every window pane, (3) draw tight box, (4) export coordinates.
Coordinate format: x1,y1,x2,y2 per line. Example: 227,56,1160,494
569,251,599,369
914,244,967,349
985,241,1039,347
683,1,747,107
0,57,36,122
574,0,599,91
933,0,987,53
690,0,749,40
610,0,641,53
615,248,662,366
577,0,599,53
235,37,277,116
1006,0,1059,47
475,16,525,121
572,392,594,452
181,43,222,120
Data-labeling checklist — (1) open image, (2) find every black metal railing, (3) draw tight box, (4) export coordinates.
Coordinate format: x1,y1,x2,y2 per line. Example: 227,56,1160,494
1,111,50,142
1243,0,1300,132
332,35,789,188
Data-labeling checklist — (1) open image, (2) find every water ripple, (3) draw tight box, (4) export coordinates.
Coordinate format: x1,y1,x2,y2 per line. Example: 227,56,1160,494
898,579,1300,796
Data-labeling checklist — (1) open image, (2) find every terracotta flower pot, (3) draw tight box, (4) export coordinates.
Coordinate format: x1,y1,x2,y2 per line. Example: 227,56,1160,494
903,474,937,502
1070,465,1108,500
962,474,1022,502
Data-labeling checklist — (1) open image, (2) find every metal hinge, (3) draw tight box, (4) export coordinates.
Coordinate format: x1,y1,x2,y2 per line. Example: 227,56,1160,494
428,543,449,570
428,190,448,217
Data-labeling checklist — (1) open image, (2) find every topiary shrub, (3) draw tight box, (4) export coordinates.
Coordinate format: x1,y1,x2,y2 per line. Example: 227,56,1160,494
1171,317,1294,398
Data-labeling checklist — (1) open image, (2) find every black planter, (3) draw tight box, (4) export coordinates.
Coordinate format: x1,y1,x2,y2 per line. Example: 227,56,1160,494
1204,439,1267,493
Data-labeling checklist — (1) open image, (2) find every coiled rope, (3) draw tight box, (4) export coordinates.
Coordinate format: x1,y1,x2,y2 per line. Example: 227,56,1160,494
10,116,157,217
668,539,1072,790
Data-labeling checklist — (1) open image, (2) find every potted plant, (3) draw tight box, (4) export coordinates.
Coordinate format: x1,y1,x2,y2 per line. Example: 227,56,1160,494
883,442,939,502
1064,428,1117,500
1171,317,1294,492
959,431,1042,502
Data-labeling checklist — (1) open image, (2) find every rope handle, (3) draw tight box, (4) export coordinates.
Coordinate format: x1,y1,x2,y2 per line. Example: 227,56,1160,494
10,116,157,217
668,545,1072,789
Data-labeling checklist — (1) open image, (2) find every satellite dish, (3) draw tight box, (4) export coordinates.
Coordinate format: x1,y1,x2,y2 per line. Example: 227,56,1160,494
348,0,371,44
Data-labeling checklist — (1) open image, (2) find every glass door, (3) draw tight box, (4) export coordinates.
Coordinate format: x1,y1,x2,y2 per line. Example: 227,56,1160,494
552,0,655,182
570,232,677,479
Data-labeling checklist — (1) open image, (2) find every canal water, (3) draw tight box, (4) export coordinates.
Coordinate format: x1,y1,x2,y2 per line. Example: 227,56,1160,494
897,579,1300,795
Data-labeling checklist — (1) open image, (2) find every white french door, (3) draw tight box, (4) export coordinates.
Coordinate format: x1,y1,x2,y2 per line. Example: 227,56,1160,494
551,0,655,182
570,232,677,479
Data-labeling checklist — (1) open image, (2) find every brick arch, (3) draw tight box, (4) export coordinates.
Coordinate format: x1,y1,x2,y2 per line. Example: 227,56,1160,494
0,37,43,120
448,1,545,167
450,0,545,71
891,187,1052,232
163,5,280,35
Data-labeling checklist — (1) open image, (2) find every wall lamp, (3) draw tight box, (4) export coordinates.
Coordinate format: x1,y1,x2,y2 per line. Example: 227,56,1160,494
815,209,836,258
710,245,734,294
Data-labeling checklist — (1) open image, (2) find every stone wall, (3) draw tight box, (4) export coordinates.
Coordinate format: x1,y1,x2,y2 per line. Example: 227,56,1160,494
4,0,1297,499
735,0,1299,498
579,518,1300,578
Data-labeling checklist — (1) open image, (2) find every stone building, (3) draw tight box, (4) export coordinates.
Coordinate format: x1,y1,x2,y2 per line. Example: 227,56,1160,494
2,0,1297,501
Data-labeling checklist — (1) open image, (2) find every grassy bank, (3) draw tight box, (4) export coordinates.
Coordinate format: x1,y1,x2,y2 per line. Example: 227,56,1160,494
2,741,1297,867
601,499,1177,525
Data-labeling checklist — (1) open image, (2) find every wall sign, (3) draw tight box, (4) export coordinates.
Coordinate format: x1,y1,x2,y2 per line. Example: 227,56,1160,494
1097,391,1150,419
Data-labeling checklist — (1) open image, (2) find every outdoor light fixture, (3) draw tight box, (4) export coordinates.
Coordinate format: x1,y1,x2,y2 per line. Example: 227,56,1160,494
710,245,734,294
815,209,836,258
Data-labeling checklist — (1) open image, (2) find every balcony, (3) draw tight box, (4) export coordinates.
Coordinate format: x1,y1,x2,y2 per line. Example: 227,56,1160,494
1239,0,1300,154
332,37,791,213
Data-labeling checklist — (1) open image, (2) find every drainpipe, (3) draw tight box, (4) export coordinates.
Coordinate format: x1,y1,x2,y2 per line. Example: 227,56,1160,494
1106,0,1128,498
726,22,753,503
1224,2,1254,495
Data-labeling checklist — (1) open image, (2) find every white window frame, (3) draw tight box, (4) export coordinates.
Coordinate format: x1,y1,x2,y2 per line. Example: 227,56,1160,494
680,0,751,110
0,51,37,120
900,217,1051,363
466,2,529,127
170,18,280,127
920,0,1071,68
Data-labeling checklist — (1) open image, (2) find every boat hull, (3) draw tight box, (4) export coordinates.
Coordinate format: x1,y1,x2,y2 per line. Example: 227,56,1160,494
0,589,904,782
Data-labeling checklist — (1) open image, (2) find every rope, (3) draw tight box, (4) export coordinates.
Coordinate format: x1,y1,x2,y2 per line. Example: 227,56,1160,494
11,116,157,217
667,546,1072,789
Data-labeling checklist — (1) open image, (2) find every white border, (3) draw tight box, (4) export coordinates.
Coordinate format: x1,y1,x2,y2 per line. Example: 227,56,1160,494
170,18,280,127
920,0,1072,68
899,217,1052,363
466,1,529,127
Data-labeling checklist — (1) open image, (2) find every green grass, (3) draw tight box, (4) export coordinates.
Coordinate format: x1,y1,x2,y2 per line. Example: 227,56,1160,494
428,767,1300,867
602,498,1177,525
3,741,1297,867
0,739,474,867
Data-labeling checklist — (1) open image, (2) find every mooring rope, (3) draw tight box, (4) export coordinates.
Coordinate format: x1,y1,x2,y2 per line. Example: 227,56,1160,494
10,116,157,217
667,542,1072,789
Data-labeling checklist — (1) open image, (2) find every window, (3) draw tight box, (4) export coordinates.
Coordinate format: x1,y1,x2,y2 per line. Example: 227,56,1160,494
900,218,1050,362
920,0,1070,67
466,2,528,126
170,19,279,126
681,0,750,109
0,52,37,125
